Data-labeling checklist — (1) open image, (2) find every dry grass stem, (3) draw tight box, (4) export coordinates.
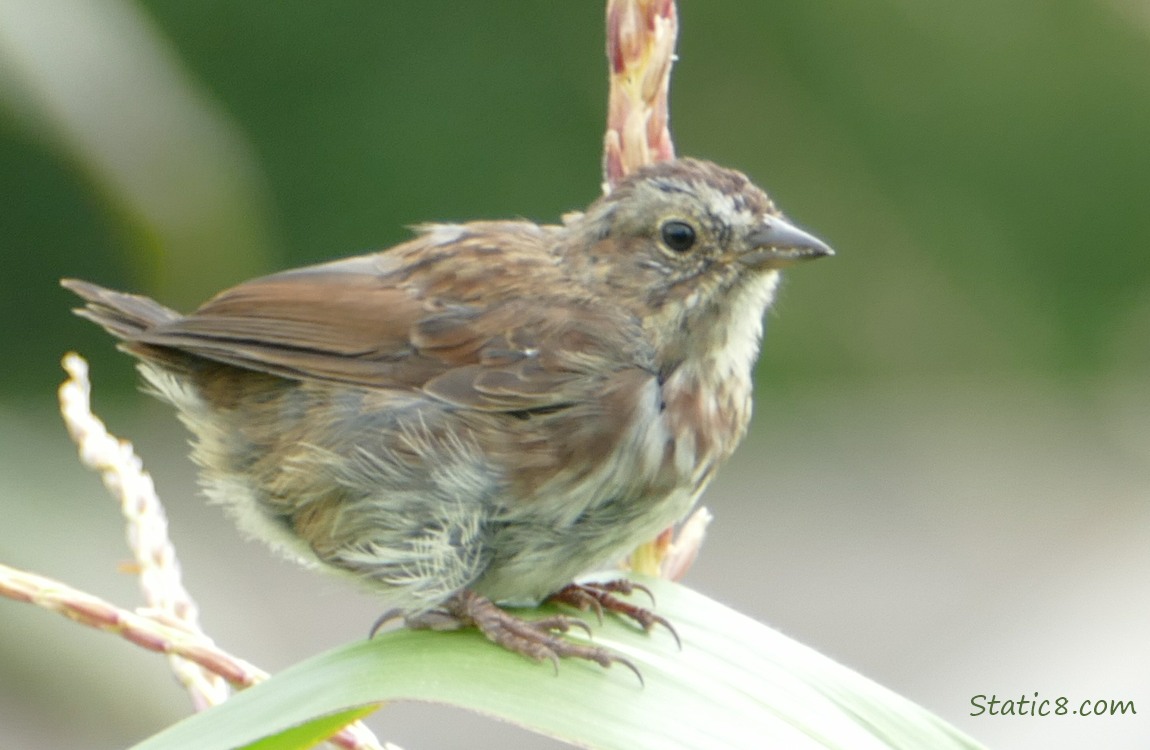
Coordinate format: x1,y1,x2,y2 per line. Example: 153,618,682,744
54,353,386,750
0,562,265,686
603,0,678,191
0,564,389,748
59,352,230,708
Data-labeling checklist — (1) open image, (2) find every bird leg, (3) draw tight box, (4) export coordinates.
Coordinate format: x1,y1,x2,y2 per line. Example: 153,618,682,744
401,589,643,682
548,580,681,648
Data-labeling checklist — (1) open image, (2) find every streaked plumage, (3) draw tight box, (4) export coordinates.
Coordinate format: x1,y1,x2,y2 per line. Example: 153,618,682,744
64,157,830,637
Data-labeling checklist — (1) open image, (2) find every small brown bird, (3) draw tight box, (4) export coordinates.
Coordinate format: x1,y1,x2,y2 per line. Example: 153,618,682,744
64,157,831,674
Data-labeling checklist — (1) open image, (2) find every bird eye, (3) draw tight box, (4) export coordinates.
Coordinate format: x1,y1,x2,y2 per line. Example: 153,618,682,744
660,220,697,253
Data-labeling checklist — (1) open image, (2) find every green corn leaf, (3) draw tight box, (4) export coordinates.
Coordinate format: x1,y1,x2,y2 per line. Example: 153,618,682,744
131,576,986,750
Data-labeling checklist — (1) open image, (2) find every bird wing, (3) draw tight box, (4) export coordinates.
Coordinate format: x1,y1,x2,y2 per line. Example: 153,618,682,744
132,225,651,413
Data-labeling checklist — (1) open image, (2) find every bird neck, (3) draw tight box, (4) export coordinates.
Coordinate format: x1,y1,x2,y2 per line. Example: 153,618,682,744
658,270,781,476
663,270,780,386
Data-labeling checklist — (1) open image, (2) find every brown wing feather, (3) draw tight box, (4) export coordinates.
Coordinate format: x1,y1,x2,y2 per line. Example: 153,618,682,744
122,222,654,412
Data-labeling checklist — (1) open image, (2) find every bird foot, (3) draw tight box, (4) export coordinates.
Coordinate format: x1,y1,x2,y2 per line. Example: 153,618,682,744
548,579,681,648
403,589,643,683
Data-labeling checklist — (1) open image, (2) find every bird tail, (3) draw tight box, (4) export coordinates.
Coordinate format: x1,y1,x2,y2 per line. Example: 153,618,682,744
61,278,180,341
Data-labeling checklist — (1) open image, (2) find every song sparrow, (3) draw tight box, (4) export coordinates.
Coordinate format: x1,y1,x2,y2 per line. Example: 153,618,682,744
64,157,831,675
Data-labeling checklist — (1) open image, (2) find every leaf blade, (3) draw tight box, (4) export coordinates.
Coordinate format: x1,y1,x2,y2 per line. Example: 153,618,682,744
129,578,986,750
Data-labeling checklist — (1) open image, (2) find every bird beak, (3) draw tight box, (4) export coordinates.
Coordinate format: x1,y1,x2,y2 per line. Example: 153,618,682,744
741,216,834,270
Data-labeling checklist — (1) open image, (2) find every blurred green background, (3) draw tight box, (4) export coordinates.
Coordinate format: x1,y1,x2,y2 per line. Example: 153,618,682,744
1,2,1147,749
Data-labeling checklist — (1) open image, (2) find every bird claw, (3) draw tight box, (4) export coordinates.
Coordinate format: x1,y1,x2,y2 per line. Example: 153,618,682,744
403,590,644,685
548,579,681,650
368,607,405,637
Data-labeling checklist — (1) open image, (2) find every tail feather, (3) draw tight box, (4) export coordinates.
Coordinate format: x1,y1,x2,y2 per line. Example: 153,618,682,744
61,278,180,341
